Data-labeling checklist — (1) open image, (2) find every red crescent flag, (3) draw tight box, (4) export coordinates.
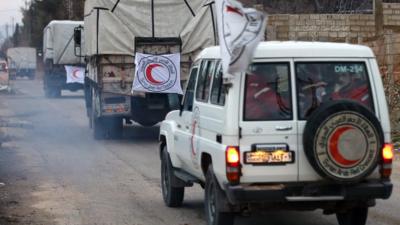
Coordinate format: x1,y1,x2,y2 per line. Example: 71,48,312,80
132,53,182,94
65,66,85,84
216,0,267,76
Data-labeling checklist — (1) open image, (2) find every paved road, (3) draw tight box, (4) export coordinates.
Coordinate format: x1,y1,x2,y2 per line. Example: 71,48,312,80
0,79,398,225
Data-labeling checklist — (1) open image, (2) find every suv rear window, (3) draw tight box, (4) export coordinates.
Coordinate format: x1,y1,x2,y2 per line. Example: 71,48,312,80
243,63,292,121
296,62,373,119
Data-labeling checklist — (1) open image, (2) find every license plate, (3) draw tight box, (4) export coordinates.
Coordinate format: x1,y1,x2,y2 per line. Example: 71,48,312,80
245,150,293,164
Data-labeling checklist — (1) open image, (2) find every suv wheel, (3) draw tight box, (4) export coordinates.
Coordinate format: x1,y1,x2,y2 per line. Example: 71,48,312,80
205,164,234,225
161,147,184,207
336,207,368,225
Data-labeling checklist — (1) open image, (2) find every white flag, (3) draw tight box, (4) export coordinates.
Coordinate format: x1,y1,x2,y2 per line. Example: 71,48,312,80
132,53,183,94
216,0,266,75
65,66,85,84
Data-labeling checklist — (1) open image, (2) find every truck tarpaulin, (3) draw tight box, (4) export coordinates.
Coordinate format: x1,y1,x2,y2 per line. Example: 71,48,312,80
43,21,84,65
7,47,37,70
84,0,216,57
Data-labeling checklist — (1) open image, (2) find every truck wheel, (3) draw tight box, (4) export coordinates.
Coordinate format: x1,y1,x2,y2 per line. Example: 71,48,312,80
205,164,234,225
303,100,383,183
44,88,52,98
52,88,61,98
92,116,107,140
161,146,184,207
107,117,123,139
336,207,368,225
45,87,61,98
84,84,92,117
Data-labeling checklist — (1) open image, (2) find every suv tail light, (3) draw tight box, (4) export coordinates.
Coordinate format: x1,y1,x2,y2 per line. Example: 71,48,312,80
226,146,241,184
380,143,394,178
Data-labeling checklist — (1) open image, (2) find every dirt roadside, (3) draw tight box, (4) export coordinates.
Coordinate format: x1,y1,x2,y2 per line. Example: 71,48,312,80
0,92,55,225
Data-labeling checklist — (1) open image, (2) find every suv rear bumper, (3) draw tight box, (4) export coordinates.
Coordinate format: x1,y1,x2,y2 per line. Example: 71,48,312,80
224,180,392,204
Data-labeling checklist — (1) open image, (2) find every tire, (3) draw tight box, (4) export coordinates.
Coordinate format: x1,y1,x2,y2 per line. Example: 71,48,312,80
161,147,184,207
53,88,61,98
92,116,107,140
44,87,61,98
303,100,384,183
107,117,123,139
44,88,52,98
336,207,368,225
91,91,107,140
205,164,234,225
84,84,92,117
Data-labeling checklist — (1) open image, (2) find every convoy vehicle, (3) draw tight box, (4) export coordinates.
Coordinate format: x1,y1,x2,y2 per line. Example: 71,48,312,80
81,0,215,139
6,47,37,80
43,20,84,98
159,42,393,225
0,60,9,91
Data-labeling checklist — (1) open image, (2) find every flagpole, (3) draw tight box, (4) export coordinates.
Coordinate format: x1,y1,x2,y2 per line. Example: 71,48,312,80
151,0,154,38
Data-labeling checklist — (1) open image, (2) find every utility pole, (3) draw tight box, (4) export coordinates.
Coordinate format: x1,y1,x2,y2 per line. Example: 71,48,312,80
5,23,9,39
375,0,383,35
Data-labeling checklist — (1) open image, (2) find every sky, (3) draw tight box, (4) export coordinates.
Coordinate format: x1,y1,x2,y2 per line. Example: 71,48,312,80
0,0,26,40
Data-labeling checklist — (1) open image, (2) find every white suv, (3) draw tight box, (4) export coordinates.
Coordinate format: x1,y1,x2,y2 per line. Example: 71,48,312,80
159,42,393,225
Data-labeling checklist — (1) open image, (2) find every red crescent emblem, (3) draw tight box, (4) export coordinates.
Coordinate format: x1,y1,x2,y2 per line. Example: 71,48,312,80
329,126,361,167
191,120,197,155
226,6,243,16
72,69,80,79
145,63,163,85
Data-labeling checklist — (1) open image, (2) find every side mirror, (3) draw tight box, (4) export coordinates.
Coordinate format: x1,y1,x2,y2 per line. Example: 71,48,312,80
74,26,82,47
74,25,84,58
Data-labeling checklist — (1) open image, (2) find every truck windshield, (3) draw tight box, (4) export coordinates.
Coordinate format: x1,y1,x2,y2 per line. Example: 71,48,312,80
243,62,292,121
296,62,373,119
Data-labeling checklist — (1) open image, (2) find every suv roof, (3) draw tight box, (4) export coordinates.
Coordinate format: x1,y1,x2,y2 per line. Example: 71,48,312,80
196,41,375,60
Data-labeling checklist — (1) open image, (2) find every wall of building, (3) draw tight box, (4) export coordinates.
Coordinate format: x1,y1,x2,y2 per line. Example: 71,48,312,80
266,3,400,42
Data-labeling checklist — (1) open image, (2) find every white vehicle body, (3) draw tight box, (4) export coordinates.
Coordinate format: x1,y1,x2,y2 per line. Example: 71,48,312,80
159,41,393,225
43,20,85,97
7,47,37,79
43,20,84,65
0,60,9,90
7,47,37,70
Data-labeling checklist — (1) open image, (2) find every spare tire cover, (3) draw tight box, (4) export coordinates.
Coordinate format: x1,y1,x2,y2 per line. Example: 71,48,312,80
303,100,384,183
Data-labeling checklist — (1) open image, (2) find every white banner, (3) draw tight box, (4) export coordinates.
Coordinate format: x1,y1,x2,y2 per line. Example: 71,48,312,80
216,0,266,75
132,53,182,94
65,66,85,84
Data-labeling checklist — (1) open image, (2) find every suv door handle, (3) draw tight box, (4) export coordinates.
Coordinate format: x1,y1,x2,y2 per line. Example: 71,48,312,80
275,126,293,131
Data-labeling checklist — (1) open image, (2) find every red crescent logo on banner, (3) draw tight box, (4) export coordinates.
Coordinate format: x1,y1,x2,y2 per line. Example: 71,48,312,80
226,5,243,16
329,126,361,167
72,69,80,79
145,63,163,85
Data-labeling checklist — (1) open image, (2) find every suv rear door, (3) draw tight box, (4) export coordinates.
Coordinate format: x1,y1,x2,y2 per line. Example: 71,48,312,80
239,60,299,183
294,59,377,181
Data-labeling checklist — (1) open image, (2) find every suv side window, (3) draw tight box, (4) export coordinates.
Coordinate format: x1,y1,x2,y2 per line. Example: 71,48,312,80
210,61,226,106
182,66,199,112
243,62,292,121
196,60,216,102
